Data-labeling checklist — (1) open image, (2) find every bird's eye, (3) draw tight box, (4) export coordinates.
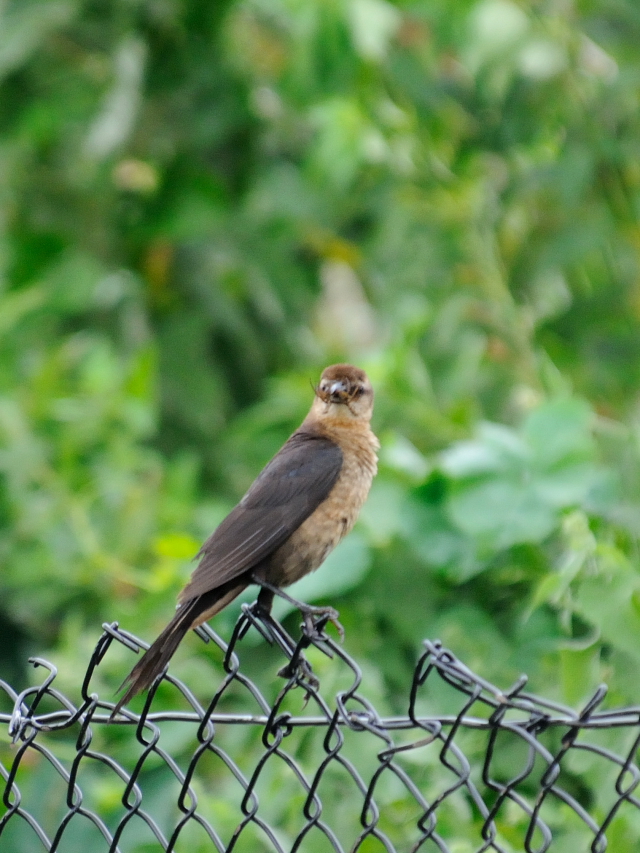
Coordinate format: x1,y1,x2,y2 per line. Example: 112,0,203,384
352,386,364,398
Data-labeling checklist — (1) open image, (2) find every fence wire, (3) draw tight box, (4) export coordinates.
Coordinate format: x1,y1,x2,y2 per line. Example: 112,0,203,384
2,604,640,853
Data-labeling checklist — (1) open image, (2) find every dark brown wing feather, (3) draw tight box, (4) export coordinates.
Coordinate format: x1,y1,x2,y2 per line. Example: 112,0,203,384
178,430,343,602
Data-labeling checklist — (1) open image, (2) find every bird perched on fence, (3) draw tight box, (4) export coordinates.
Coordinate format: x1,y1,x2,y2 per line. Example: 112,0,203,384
113,363,378,715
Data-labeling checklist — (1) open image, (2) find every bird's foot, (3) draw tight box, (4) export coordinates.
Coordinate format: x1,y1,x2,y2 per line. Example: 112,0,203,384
277,656,319,691
298,604,345,643
241,600,297,654
249,576,345,642
246,578,343,699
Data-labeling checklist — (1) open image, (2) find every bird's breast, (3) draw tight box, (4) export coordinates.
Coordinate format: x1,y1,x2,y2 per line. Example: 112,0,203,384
264,426,378,587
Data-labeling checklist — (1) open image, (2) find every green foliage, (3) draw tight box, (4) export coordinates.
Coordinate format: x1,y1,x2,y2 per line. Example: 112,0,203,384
3,0,640,847
443,398,605,553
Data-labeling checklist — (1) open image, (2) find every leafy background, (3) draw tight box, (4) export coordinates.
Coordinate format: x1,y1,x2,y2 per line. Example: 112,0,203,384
2,0,640,849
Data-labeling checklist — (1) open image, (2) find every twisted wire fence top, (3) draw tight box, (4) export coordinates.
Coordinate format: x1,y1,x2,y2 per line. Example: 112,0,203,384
2,605,640,853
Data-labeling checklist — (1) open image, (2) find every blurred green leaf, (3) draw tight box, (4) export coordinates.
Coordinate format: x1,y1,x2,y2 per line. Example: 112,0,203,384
442,399,605,552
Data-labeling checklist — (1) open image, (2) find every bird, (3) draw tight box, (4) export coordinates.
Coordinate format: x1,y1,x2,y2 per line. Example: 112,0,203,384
112,363,378,715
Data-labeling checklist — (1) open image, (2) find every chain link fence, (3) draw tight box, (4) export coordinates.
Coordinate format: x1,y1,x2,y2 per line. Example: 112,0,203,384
2,604,640,852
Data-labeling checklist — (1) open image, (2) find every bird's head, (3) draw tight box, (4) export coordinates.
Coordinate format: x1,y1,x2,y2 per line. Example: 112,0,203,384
311,363,374,422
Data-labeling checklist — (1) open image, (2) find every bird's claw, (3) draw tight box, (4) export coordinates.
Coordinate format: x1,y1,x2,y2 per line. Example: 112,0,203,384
278,656,319,692
300,605,344,643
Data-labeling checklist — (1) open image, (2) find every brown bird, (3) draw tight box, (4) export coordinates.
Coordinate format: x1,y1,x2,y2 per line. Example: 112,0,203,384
113,363,378,715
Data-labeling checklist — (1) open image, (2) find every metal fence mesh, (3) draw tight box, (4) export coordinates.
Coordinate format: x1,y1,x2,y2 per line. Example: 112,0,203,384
2,605,640,852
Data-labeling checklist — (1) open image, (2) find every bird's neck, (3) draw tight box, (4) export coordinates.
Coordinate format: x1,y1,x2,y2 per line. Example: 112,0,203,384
302,416,379,462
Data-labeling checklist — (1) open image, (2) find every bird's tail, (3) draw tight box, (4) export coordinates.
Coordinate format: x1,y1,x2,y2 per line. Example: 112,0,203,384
111,603,196,718
111,581,247,718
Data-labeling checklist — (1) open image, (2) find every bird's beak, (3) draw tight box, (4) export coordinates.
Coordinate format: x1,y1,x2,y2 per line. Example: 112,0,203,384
329,380,349,403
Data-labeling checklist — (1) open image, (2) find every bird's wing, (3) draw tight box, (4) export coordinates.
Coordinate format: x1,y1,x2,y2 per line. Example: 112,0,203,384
178,431,343,602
